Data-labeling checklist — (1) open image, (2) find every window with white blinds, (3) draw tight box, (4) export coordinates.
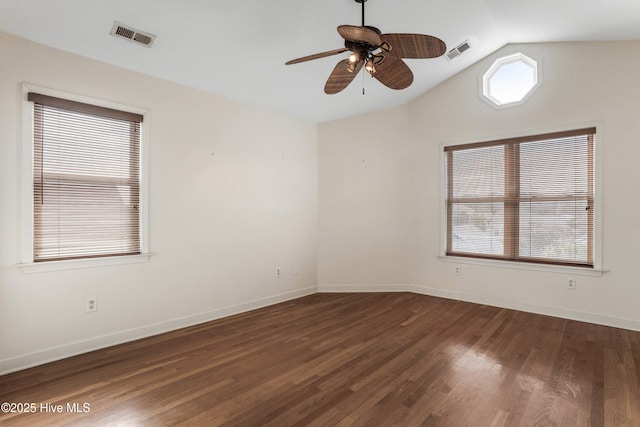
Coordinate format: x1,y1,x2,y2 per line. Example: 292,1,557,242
444,128,595,267
29,93,143,262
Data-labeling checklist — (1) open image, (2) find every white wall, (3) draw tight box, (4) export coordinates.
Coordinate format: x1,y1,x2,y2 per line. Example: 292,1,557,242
319,41,640,331
318,106,411,288
0,32,318,374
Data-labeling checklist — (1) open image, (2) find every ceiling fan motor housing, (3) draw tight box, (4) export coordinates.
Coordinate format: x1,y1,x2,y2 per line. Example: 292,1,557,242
345,40,377,57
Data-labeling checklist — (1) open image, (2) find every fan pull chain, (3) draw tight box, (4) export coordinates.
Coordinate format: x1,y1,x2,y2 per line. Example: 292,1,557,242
361,0,367,95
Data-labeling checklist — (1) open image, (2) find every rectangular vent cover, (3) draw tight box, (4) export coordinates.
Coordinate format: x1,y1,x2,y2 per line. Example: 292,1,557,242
446,40,471,61
110,22,156,47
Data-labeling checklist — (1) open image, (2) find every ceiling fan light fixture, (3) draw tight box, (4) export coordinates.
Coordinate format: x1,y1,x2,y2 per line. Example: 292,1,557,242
347,60,358,73
349,52,359,63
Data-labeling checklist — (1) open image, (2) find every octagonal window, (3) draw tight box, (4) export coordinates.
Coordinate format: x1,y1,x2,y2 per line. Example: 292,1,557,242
482,52,540,108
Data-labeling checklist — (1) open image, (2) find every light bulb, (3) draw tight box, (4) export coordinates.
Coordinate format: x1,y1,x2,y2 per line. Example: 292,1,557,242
349,53,359,63
365,59,376,74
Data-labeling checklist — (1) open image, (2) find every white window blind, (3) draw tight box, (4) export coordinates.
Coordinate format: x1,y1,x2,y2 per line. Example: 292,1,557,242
445,128,595,267
29,93,143,262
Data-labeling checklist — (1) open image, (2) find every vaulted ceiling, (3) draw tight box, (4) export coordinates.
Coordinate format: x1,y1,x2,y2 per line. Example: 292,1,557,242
1,0,639,122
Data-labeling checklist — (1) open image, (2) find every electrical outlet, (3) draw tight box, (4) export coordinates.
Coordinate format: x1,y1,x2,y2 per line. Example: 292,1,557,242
276,268,281,278
567,278,576,290
86,297,97,313
455,265,461,276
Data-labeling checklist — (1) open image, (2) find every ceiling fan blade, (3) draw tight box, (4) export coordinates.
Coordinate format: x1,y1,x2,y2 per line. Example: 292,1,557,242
381,34,446,59
325,59,364,94
337,25,382,46
285,48,349,65
373,55,413,90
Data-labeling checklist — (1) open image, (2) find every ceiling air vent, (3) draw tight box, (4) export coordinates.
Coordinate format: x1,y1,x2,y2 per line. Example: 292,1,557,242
110,22,156,47
446,40,471,61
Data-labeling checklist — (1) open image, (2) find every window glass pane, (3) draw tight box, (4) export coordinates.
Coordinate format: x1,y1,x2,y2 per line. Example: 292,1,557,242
519,200,589,262
451,203,504,256
451,146,504,198
520,137,590,198
41,109,136,179
487,60,537,104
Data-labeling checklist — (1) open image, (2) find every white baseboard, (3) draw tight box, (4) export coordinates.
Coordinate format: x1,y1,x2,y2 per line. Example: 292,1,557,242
0,286,316,376
317,283,410,293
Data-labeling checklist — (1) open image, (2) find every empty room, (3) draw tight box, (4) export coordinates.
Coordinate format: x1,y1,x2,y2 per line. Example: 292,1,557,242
1,0,639,425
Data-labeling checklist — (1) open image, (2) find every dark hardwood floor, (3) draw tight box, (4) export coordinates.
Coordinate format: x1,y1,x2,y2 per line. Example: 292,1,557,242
1,293,639,426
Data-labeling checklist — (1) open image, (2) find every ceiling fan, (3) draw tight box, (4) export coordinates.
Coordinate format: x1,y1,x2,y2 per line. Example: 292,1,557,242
285,0,447,94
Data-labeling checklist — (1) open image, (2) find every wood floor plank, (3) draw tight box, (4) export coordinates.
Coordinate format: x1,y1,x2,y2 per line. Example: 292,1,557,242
1,292,639,426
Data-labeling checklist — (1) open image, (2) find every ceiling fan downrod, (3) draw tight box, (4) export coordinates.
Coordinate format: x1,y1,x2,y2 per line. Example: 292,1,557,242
355,0,367,26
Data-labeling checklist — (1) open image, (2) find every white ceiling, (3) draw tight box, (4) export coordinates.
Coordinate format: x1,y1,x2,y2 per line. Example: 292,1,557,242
1,0,639,122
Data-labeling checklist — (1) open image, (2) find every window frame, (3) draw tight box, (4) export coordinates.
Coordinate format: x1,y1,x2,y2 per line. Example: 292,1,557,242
19,84,151,272
440,124,604,276
480,52,542,109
